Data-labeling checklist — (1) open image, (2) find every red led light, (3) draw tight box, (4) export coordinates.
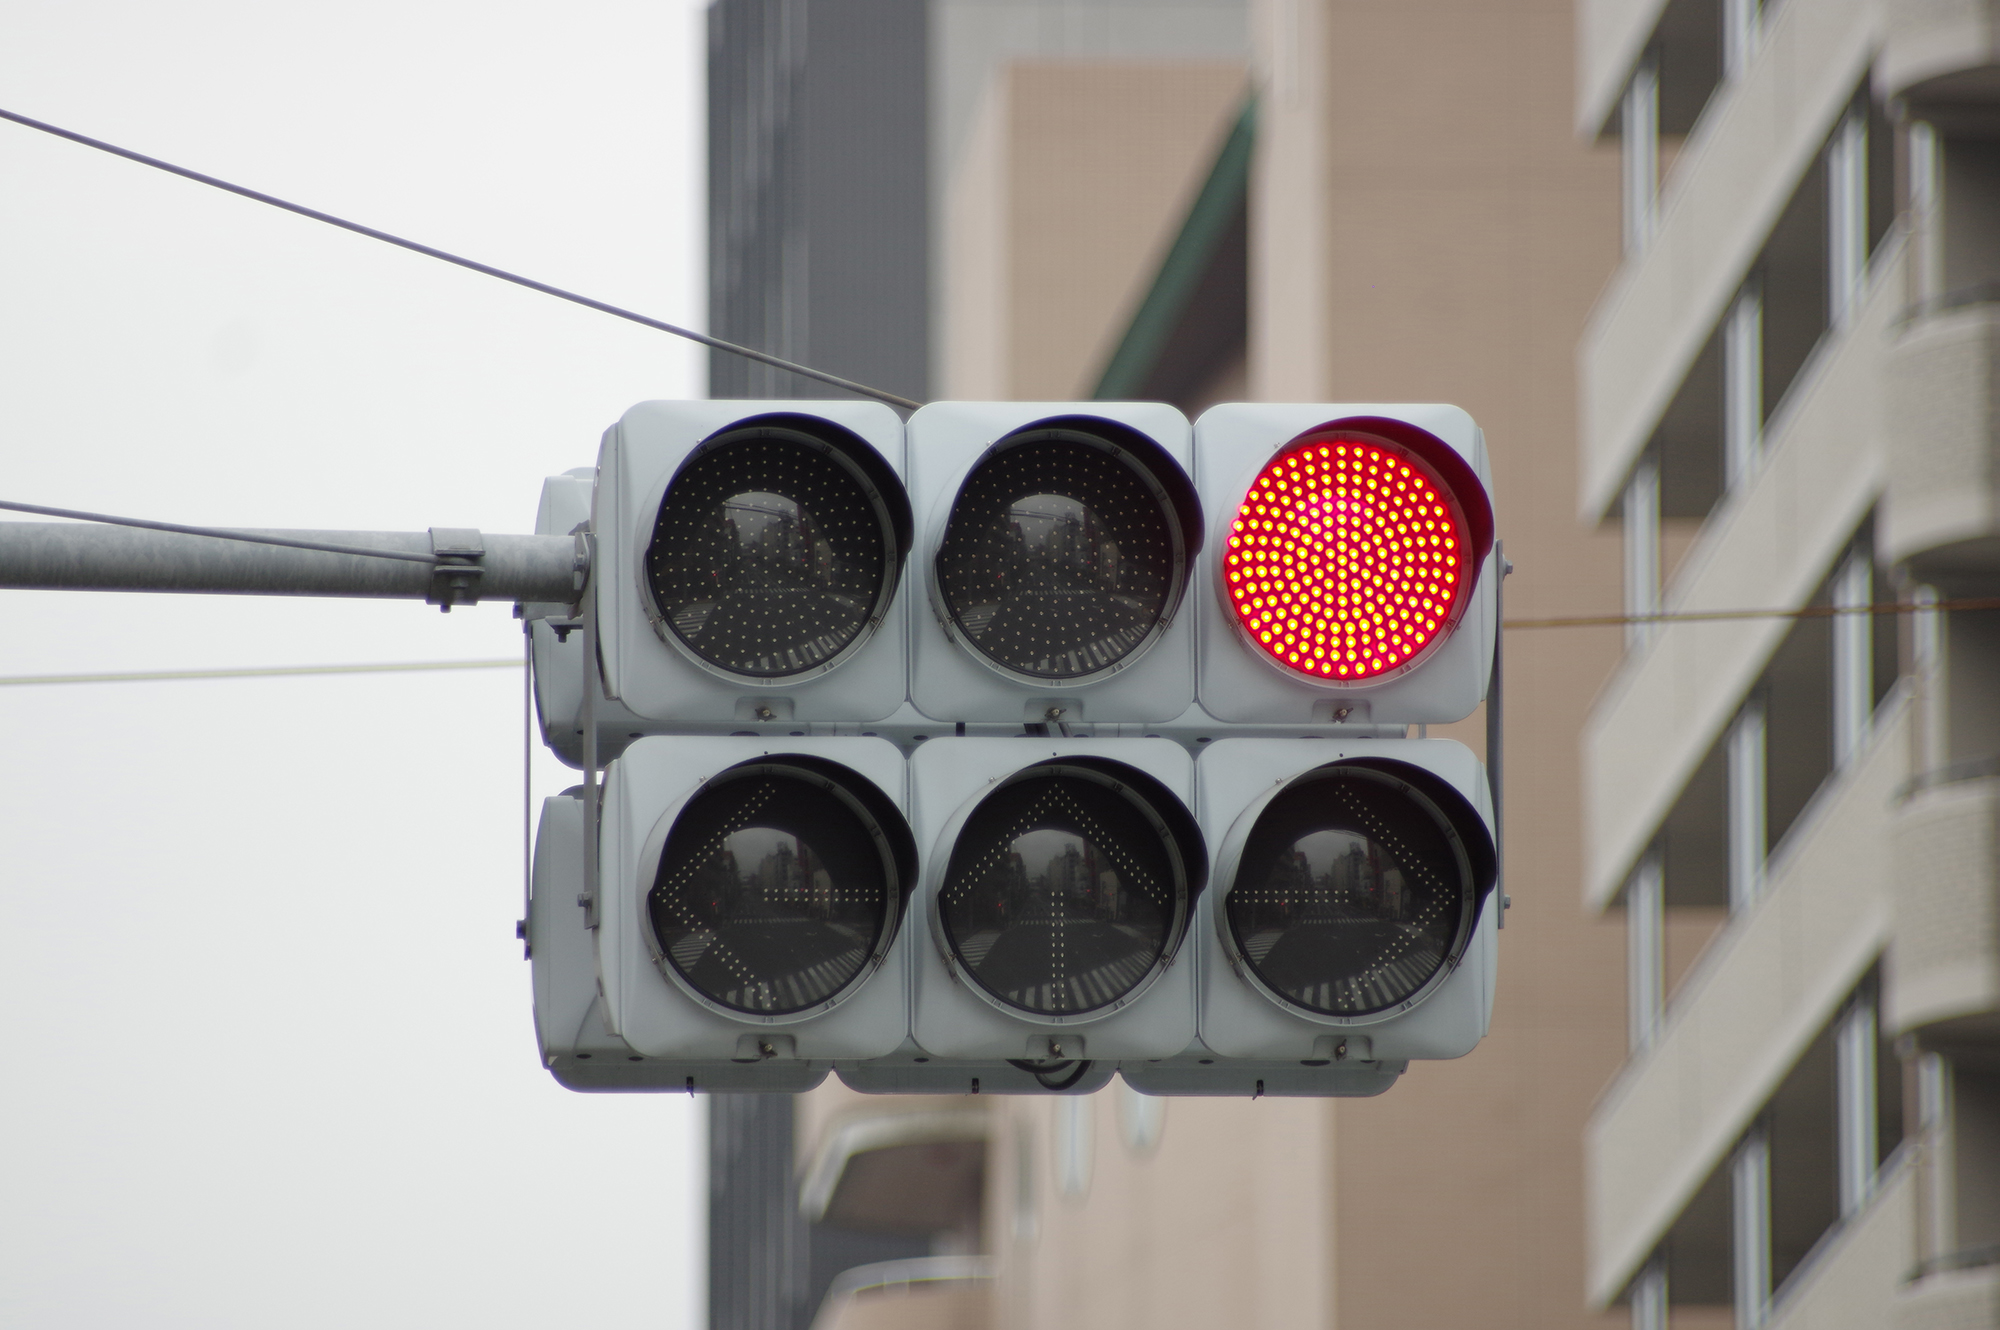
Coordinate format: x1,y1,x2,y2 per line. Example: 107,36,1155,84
1223,431,1473,682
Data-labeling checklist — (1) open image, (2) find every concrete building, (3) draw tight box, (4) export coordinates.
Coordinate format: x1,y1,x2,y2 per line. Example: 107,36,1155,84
756,2,1639,1329
1576,0,2000,1325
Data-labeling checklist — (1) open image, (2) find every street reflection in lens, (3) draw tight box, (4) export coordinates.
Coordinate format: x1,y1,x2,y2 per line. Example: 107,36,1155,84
647,431,894,679
935,434,1180,680
939,768,1185,1015
649,769,895,1014
1226,769,1469,1016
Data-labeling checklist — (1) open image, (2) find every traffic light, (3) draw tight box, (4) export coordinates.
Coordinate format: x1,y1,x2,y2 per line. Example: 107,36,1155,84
593,400,912,725
1121,403,1502,1096
1193,403,1496,724
527,784,832,1092
524,466,641,770
522,399,1503,1098
899,737,1204,1058
906,402,1201,724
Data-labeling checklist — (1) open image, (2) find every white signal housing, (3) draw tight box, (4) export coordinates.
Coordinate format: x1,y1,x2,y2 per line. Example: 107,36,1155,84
1195,403,1497,725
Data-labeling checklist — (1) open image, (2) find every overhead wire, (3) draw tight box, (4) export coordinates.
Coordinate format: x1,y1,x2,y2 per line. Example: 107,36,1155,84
0,499,444,564
4,598,1995,689
0,105,923,412
1502,597,2000,630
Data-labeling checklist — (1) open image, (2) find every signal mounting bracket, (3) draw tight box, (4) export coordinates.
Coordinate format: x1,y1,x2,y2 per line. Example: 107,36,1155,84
426,527,486,611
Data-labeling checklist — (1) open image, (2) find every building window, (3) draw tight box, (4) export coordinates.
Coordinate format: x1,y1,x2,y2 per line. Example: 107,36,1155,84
1630,1253,1668,1330
1054,1094,1094,1199
1623,55,1661,256
1623,456,1662,649
1727,700,1768,912
1831,544,1875,769
1826,108,1869,329
1627,849,1666,1053
1723,0,1763,82
1835,986,1882,1216
1732,1122,1773,1328
1118,1082,1166,1155
1723,281,1764,492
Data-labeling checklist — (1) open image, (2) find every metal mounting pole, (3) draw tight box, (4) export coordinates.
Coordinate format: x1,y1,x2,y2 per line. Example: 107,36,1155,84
1489,541,1511,928
0,521,587,607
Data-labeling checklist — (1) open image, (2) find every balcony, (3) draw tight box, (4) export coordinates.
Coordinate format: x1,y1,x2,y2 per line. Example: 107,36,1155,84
808,1257,994,1330
1577,0,1880,520
1576,0,1675,137
1896,1253,2000,1330
1882,302,2000,579
798,1105,990,1234
1582,253,1901,908
1766,1159,1917,1330
1887,773,2000,1034
1585,705,1905,1305
1879,0,2000,108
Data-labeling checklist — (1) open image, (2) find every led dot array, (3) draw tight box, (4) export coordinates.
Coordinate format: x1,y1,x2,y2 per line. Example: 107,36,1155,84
1223,434,1468,681
940,772,1179,1015
936,438,1176,680
1226,775,1465,1016
648,436,891,679
648,773,891,1015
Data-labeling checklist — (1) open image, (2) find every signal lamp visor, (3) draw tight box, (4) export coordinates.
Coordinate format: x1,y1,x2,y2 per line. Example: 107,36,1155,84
645,423,904,681
1223,428,1477,683
648,763,903,1015
934,428,1187,683
937,763,1192,1017
1226,766,1474,1018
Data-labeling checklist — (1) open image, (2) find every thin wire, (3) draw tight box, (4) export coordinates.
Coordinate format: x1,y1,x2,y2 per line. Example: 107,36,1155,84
0,658,519,687
0,106,923,412
522,624,534,944
0,499,441,564
1502,598,2000,630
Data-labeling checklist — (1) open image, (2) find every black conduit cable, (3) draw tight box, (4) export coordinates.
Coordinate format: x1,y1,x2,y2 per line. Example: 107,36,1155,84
1007,1058,1096,1091
0,105,923,412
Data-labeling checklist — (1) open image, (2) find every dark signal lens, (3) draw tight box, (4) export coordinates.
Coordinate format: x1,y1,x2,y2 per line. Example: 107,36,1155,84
938,765,1189,1015
935,431,1184,681
646,427,898,680
1223,430,1473,682
1226,767,1472,1016
649,766,899,1014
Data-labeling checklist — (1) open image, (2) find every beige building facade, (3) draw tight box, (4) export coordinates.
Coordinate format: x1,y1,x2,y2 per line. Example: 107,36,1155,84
794,2,1638,1328
1578,0,2000,1326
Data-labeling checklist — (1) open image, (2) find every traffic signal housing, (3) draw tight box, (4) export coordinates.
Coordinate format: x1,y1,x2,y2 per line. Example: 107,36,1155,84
906,402,1202,725
528,785,831,1092
522,399,1505,1099
899,737,1206,1064
593,737,918,1067
594,400,913,725
1191,738,1495,1058
1194,403,1496,725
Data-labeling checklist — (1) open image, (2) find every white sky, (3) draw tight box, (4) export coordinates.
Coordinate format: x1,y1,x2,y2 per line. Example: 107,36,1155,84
0,3,712,1325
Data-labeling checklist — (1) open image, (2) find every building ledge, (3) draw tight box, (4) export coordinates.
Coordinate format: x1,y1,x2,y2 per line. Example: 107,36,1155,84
1766,1154,1917,1330
1581,249,1902,910
1896,1252,2000,1330
1577,0,1880,521
1585,703,1906,1305
1576,0,1674,138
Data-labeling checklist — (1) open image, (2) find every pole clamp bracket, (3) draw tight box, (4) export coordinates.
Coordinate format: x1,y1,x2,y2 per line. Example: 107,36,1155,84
427,527,485,611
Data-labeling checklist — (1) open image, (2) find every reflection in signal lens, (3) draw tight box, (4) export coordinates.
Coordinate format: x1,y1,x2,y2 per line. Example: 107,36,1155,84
938,766,1187,1015
1226,768,1470,1016
649,767,896,1014
935,433,1182,681
647,430,896,679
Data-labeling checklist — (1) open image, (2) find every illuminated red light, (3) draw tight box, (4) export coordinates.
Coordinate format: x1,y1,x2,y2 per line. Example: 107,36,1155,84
1223,430,1474,682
